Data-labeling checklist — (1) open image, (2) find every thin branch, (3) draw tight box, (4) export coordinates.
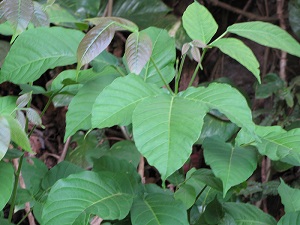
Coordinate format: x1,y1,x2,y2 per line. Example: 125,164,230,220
207,0,278,22
277,0,287,81
58,136,71,163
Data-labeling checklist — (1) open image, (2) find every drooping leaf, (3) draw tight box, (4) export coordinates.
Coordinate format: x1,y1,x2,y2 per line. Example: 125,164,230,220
278,179,300,213
0,116,10,161
92,74,160,129
278,212,300,225
0,27,84,84
132,94,207,180
211,38,261,83
182,2,218,44
66,130,110,169
42,171,137,225
1,0,34,36
203,137,257,196
181,83,255,134
31,1,49,27
65,72,118,140
24,108,42,126
223,202,276,225
139,27,176,87
0,161,14,210
125,32,152,74
131,193,189,225
16,92,32,108
3,114,32,153
187,169,223,191
227,21,300,57
41,161,84,190
0,96,17,115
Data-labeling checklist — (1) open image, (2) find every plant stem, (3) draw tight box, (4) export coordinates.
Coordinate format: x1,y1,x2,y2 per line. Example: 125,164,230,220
175,54,186,94
150,57,174,94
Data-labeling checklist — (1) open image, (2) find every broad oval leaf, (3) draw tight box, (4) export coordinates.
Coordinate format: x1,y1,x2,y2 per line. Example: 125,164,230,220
2,0,34,36
139,27,176,87
278,179,300,213
25,108,42,126
211,38,261,83
203,137,257,196
131,193,189,225
125,32,152,74
227,21,300,57
65,72,118,140
182,2,218,44
0,161,14,210
132,94,207,180
86,17,138,32
0,27,84,84
278,212,300,225
92,74,160,129
42,171,137,225
0,116,10,160
223,202,276,225
174,184,196,209
181,83,255,134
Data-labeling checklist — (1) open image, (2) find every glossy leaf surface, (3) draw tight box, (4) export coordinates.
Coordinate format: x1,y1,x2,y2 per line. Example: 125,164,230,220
182,2,218,44
42,171,137,225
211,38,260,83
133,94,207,180
227,21,300,57
0,27,84,84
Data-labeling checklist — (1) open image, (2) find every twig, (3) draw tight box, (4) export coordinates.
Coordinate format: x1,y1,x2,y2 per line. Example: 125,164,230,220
207,0,278,22
12,159,36,225
277,0,287,81
236,0,253,22
58,136,71,163
138,156,145,184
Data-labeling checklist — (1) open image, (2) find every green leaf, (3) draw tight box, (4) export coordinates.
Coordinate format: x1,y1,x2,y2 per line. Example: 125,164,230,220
0,40,10,67
1,0,34,36
65,72,118,140
182,2,218,44
227,21,300,57
42,171,137,225
181,83,255,134
16,92,32,108
92,74,160,128
174,184,196,209
125,32,152,74
66,130,110,169
188,169,223,191
3,114,32,153
45,3,79,24
0,218,15,225
223,202,276,225
278,179,300,212
289,0,300,38
203,198,224,224
0,161,14,210
0,117,10,160
203,137,257,196
131,193,189,225
41,161,84,190
211,38,261,83
0,96,17,115
278,212,300,225
139,27,176,87
0,21,14,36
132,94,207,180
0,27,84,84
105,141,141,168
255,73,284,99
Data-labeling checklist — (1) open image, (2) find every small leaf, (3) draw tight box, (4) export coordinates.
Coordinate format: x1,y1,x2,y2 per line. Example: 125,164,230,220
133,94,207,180
0,161,14,210
24,108,42,126
0,27,84,84
190,46,201,62
1,0,34,36
211,38,260,83
182,2,218,44
31,1,50,27
278,212,300,225
125,32,152,74
181,83,255,134
0,96,17,115
203,137,257,196
0,116,10,161
16,110,26,130
92,74,160,129
16,92,32,108
181,43,190,55
223,202,276,225
278,179,300,213
42,171,137,225
227,21,300,57
131,193,189,225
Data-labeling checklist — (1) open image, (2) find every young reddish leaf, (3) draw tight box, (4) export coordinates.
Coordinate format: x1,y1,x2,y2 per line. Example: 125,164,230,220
31,1,49,27
16,92,32,108
125,32,152,74
0,117,10,161
77,22,115,68
86,17,138,32
190,46,201,62
1,0,34,36
25,108,42,126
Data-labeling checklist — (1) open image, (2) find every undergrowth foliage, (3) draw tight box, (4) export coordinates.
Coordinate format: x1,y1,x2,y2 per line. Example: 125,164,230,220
0,1,300,224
